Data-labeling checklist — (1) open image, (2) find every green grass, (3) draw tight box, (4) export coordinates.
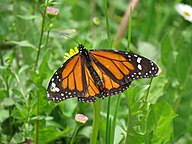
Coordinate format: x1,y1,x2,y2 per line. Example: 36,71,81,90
1,0,192,144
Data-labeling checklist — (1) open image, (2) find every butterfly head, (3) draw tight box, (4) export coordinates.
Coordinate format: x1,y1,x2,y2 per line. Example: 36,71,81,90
78,44,88,56
78,44,85,51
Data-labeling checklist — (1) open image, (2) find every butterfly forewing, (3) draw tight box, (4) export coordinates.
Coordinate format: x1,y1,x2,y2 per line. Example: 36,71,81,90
90,50,159,83
47,54,87,102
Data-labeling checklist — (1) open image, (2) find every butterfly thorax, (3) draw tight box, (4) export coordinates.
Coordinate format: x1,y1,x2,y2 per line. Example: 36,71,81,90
78,44,91,62
78,44,104,94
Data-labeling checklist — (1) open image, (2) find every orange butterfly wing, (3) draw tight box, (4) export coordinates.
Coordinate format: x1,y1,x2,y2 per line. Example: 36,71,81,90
77,66,100,102
90,50,159,83
47,54,87,102
47,53,104,102
86,50,159,99
47,48,159,103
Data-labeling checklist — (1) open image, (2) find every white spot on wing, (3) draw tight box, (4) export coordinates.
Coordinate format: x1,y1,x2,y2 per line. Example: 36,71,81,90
50,82,60,92
137,57,142,63
52,82,56,87
55,87,60,92
138,64,142,70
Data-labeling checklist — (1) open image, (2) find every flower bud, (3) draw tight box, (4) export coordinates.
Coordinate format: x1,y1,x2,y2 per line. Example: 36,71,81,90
46,6,59,18
75,114,88,124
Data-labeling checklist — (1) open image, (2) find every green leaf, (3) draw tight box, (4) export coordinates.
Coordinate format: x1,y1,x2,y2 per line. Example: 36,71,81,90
12,89,24,98
18,65,30,75
38,126,71,143
161,34,176,79
174,84,192,141
9,40,36,49
30,71,42,86
2,98,15,106
79,126,92,138
12,103,28,120
128,132,146,144
37,86,52,114
148,72,167,103
31,115,45,120
0,109,9,123
146,102,176,144
39,50,51,78
0,89,7,100
59,99,77,117
176,41,192,85
17,14,39,20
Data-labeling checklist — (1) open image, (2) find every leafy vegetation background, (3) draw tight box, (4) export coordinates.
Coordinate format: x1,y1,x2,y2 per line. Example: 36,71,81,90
0,0,192,144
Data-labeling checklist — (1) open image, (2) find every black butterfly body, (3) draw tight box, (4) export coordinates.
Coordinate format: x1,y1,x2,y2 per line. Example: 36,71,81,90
47,44,160,102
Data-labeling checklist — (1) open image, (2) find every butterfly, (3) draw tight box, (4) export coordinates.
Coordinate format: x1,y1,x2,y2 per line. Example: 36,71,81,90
47,44,160,102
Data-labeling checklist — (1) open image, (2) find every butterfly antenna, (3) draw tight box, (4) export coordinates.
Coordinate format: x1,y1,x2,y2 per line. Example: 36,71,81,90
83,30,89,45
60,33,80,45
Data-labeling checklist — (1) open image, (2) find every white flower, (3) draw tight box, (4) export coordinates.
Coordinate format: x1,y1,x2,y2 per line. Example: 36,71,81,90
175,3,192,22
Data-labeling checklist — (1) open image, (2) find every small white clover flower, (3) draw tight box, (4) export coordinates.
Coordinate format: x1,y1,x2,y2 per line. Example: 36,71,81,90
176,3,192,22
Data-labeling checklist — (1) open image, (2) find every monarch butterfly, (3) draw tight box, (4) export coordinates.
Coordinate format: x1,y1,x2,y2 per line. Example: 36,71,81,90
47,44,160,102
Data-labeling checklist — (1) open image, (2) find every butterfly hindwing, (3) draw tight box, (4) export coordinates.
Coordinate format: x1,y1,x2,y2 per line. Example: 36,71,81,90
77,63,132,102
90,60,132,97
77,66,100,102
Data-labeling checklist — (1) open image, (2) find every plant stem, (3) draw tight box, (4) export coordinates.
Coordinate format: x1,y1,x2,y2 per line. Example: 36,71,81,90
5,78,12,141
70,125,81,144
103,0,112,48
35,95,39,144
145,78,153,102
103,0,112,143
125,107,131,144
109,117,112,144
143,0,155,40
91,100,101,144
106,98,111,144
111,95,121,144
125,6,133,144
0,52,4,66
127,7,132,51
34,2,48,144
34,3,47,70
45,29,50,49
